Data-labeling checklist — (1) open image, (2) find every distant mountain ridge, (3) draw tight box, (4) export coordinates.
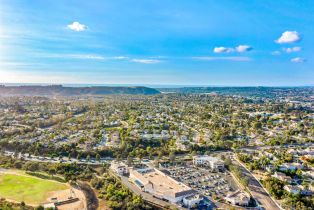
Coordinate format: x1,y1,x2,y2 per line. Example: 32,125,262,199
0,85,160,96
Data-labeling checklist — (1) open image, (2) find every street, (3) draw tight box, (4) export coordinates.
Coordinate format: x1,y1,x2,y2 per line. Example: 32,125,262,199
232,157,282,210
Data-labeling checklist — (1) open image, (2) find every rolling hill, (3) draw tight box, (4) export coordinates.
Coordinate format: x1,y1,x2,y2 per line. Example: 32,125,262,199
0,85,160,96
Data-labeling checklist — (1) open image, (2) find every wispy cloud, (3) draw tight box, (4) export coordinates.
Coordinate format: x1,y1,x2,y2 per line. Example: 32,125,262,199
283,46,301,53
13,52,163,63
131,59,162,64
112,56,129,60
193,56,251,61
276,31,301,44
67,21,87,32
271,51,281,55
69,54,105,60
291,57,306,63
40,54,105,60
34,53,127,61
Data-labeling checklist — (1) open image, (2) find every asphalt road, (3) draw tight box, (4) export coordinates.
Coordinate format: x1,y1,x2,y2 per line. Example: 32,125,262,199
232,157,282,210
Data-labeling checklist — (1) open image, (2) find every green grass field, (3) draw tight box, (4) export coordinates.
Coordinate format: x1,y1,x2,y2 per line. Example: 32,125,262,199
0,172,68,205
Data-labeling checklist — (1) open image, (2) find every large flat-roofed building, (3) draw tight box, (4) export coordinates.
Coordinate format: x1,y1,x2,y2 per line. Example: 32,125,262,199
193,155,224,171
129,167,197,204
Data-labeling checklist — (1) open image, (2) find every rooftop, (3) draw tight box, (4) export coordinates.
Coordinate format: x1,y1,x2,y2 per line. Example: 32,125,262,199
226,190,250,202
130,167,194,197
193,155,223,162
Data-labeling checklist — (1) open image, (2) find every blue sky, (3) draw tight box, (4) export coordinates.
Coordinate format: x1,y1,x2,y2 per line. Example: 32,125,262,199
0,0,313,86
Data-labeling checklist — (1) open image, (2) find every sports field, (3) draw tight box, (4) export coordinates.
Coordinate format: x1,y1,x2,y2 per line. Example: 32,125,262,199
0,171,69,205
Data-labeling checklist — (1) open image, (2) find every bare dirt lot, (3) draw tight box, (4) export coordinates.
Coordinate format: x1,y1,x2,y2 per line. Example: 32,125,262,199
46,188,86,210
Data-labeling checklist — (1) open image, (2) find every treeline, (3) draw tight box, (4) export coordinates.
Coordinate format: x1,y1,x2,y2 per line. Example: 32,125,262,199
0,155,97,182
224,157,249,188
0,136,230,165
0,199,47,210
0,199,31,210
25,171,66,183
237,153,270,171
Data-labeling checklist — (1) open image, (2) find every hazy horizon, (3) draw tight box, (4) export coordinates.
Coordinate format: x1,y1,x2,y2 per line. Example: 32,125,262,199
1,82,314,89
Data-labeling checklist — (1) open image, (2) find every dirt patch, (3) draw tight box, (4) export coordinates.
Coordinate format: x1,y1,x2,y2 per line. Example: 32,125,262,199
46,188,86,210
97,199,111,210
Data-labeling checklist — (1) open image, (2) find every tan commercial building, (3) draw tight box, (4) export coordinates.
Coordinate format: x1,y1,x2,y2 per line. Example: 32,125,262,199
129,167,198,204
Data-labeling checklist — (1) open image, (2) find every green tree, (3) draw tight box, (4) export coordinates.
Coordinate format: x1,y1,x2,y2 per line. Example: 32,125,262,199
96,153,101,162
169,151,175,162
86,155,91,162
127,156,133,166
35,206,44,210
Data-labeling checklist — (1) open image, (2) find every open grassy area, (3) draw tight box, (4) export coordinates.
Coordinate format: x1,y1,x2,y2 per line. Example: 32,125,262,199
0,172,68,205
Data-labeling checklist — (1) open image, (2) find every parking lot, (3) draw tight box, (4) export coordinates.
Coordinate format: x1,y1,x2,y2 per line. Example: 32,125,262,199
160,162,240,200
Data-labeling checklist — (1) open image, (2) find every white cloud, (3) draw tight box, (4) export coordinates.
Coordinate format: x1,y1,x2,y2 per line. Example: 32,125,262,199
69,54,104,60
283,46,301,53
214,45,252,53
271,51,281,55
213,47,234,53
131,59,161,64
276,31,300,44
112,56,129,60
291,57,306,63
194,56,251,61
67,21,87,32
236,45,253,53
